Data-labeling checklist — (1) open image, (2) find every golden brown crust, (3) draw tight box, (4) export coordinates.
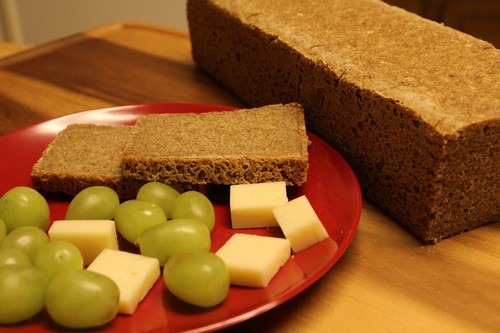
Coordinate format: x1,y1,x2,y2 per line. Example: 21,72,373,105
187,0,500,242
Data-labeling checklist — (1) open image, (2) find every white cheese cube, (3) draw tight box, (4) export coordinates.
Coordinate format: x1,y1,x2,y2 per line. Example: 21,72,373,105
216,233,290,288
48,220,118,265
273,195,329,252
87,249,160,315
230,181,288,228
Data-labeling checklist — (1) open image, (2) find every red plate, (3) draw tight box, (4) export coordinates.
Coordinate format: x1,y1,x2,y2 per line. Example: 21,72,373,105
0,103,362,332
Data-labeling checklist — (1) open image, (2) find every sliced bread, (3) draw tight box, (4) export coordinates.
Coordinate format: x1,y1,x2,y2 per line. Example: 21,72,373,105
121,103,309,186
31,124,143,199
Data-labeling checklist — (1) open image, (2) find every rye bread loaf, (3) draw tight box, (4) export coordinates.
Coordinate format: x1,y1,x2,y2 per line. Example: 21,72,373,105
187,0,500,242
121,103,309,186
31,124,143,199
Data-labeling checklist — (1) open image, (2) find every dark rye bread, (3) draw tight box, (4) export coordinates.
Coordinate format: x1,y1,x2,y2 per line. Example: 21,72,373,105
122,103,309,186
187,0,500,242
31,124,143,199
30,124,198,199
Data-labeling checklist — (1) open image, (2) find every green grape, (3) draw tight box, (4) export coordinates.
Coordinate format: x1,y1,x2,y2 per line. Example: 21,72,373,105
45,269,119,329
33,241,84,279
136,182,180,219
171,191,215,232
0,218,6,245
114,199,166,245
0,265,49,324
0,186,50,232
65,186,120,220
139,218,211,266
163,251,230,307
0,248,32,268
1,226,49,262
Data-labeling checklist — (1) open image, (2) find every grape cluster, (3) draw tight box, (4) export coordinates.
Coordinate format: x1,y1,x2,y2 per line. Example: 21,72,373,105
0,182,230,329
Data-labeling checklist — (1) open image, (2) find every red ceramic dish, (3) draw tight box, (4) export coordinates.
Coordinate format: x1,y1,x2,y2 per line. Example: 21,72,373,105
0,103,362,332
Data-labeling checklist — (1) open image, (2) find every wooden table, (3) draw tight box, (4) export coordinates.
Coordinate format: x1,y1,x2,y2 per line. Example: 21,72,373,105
0,42,31,58
0,23,498,333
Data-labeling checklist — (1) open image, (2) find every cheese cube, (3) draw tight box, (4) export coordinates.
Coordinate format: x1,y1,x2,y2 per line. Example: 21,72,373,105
48,220,118,265
230,181,288,228
273,195,329,252
87,249,160,315
216,233,290,288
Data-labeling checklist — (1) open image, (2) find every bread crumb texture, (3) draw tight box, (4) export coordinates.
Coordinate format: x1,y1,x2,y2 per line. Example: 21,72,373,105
122,103,309,186
31,124,143,198
187,0,500,242
31,104,309,199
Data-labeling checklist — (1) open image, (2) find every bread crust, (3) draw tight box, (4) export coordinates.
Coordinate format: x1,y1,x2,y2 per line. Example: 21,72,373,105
187,0,500,242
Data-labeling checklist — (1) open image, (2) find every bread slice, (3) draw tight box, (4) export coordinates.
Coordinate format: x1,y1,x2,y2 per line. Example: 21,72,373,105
31,124,199,199
187,0,500,242
122,103,309,186
31,124,144,199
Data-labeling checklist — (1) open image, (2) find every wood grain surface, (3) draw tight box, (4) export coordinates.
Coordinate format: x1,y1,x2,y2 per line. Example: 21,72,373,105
0,22,498,333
